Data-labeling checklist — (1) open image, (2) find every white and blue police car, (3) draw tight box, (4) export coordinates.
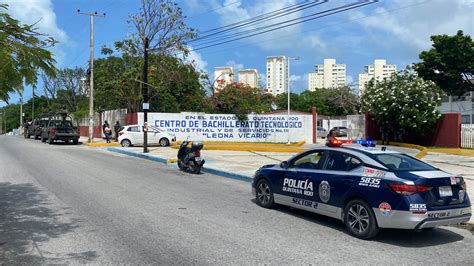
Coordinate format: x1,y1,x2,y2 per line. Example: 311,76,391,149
252,140,471,239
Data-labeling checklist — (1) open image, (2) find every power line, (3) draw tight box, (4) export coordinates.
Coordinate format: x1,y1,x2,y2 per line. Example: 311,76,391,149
191,1,377,52
191,0,358,47
195,0,327,38
192,0,431,57
185,0,241,20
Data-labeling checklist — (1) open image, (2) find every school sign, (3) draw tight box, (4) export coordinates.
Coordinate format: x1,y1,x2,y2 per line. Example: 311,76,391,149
137,112,314,143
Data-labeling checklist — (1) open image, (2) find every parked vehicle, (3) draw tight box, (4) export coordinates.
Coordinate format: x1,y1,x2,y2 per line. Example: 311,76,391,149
41,113,80,144
316,126,327,138
118,124,176,147
330,126,349,137
26,116,49,139
177,139,205,174
252,139,471,239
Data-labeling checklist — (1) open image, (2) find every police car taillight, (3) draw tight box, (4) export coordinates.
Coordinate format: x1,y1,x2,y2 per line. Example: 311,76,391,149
388,184,432,196
327,139,343,147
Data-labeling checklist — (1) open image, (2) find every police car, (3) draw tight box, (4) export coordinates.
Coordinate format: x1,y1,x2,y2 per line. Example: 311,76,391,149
252,140,471,239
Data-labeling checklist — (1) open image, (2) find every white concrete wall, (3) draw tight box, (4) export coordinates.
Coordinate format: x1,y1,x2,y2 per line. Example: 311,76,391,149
138,112,313,143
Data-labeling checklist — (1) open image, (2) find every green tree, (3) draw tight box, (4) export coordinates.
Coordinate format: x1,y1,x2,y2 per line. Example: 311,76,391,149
415,30,474,96
94,44,208,113
212,83,274,120
275,87,360,116
275,93,304,112
94,52,143,113
128,0,196,55
362,67,443,136
41,67,87,113
148,54,209,112
0,4,56,102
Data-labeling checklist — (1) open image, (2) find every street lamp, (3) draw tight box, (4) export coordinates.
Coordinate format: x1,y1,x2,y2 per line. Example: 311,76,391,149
287,56,299,144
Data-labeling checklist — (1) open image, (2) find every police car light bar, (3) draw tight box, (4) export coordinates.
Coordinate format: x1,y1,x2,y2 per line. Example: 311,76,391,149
327,139,376,148
354,139,376,147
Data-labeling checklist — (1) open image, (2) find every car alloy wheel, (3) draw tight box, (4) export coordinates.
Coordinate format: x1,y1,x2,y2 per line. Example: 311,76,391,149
344,199,379,239
256,179,274,208
121,139,132,147
159,138,170,147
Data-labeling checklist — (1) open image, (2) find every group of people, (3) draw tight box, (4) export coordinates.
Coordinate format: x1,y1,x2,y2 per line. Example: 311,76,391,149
102,120,121,143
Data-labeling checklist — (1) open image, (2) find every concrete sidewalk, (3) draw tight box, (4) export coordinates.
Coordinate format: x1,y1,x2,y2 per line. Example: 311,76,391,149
79,136,119,147
107,145,474,223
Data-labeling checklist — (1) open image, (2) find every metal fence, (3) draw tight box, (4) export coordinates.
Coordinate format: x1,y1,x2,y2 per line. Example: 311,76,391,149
75,113,100,126
461,124,474,148
102,109,127,128
347,115,366,140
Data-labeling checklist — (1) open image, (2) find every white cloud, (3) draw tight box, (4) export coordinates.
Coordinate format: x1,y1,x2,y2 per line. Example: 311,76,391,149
289,74,302,82
347,75,354,84
185,48,209,73
209,0,324,51
351,0,474,59
4,0,68,43
225,60,244,71
4,0,69,65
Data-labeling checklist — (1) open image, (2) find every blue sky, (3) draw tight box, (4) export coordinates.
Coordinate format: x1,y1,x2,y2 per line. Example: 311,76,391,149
2,0,473,107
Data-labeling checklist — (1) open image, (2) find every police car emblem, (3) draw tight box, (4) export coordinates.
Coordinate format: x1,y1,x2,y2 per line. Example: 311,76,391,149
319,181,330,203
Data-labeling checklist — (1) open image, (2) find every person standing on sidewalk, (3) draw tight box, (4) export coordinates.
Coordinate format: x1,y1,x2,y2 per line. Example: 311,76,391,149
102,120,109,139
114,121,121,141
104,124,112,143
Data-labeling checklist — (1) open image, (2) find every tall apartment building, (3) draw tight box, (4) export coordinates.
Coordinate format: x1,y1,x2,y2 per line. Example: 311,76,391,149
358,59,397,95
266,56,288,96
213,66,234,92
307,58,346,90
239,69,259,88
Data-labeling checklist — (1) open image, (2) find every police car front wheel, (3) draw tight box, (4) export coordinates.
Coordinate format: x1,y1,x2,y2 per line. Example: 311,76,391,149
256,179,274,208
344,199,379,239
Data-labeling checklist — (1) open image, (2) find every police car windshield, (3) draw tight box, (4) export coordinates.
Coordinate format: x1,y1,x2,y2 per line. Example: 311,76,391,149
371,153,436,171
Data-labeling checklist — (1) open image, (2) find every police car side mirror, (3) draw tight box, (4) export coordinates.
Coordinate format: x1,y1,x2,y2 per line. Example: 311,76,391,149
280,161,289,169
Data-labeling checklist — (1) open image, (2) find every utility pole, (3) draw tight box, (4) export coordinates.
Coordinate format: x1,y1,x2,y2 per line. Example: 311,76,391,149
32,85,35,119
143,37,149,153
0,110,3,135
287,56,299,144
19,85,23,126
78,10,105,143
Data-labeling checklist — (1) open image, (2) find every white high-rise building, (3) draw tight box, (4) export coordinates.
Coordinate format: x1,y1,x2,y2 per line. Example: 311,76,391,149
266,56,287,96
239,69,259,88
213,66,234,92
358,59,397,95
308,58,346,90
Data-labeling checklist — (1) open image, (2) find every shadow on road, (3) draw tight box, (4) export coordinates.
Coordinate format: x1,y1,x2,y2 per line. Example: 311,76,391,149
374,227,464,247
0,182,97,263
46,141,82,146
256,200,465,247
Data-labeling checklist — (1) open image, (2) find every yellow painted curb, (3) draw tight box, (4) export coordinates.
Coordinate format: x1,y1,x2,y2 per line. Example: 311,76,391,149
167,158,178,164
174,140,305,147
426,148,474,157
378,141,428,159
197,145,306,153
84,142,120,147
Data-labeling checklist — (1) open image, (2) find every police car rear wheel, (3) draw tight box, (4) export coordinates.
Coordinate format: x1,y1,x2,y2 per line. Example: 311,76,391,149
344,199,379,239
256,179,274,208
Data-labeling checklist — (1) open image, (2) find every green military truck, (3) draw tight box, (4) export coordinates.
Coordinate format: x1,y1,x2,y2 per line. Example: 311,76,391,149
41,112,80,145
25,115,49,139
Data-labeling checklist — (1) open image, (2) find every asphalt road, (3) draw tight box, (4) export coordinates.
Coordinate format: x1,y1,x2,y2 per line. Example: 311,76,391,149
1,136,473,264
